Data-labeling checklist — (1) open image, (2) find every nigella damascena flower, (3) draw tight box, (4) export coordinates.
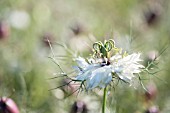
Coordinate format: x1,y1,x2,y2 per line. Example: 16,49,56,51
73,39,144,89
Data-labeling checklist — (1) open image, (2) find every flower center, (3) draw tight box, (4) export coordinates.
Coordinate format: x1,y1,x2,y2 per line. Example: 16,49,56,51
93,39,117,59
101,58,111,67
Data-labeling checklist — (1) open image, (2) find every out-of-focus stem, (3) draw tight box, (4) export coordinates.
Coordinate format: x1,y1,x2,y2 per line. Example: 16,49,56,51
102,86,107,113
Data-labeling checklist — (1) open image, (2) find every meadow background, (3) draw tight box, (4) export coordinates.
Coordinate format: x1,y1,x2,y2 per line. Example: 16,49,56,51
0,0,170,113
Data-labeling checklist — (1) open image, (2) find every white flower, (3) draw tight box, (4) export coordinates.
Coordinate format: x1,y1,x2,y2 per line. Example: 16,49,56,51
74,53,144,89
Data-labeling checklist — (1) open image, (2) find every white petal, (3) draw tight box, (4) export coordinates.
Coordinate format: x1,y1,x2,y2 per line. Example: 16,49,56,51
121,53,142,63
117,72,134,83
113,53,144,83
75,57,89,68
84,64,101,71
103,73,112,85
86,66,112,89
76,70,91,81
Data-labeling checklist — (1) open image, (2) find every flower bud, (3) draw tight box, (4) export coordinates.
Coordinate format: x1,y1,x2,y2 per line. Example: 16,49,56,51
0,21,10,40
145,106,159,113
70,101,88,113
70,22,86,36
42,32,54,48
144,50,158,68
0,97,20,113
145,82,157,101
144,1,162,26
147,51,158,61
61,79,79,96
145,10,159,26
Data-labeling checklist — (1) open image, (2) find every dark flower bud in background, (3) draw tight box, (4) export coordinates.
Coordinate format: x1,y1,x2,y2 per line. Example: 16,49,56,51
145,106,159,113
0,21,10,40
61,79,79,97
144,1,162,27
70,101,88,113
147,51,158,61
70,22,87,36
144,50,158,68
42,32,55,48
0,97,20,113
145,10,159,26
145,82,157,101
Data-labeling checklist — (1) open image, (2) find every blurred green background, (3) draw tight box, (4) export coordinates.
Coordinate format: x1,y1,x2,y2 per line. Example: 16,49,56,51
0,0,170,113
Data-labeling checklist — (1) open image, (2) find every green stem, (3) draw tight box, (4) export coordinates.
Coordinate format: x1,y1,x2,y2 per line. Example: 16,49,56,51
102,87,107,113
